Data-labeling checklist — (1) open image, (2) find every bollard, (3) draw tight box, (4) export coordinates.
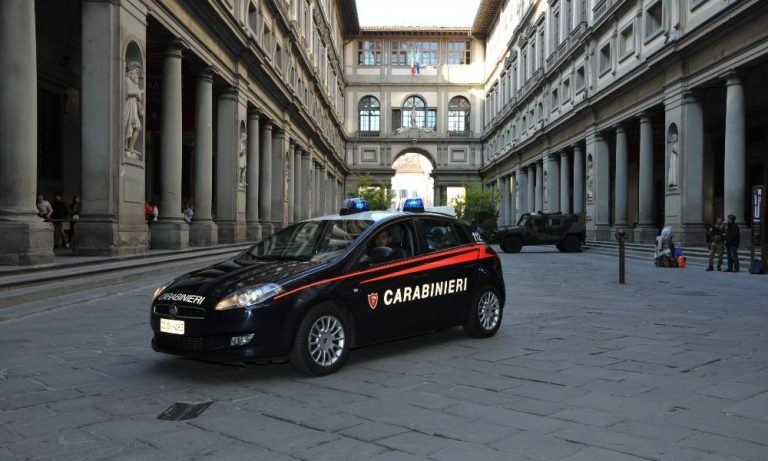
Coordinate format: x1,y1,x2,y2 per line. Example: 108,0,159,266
616,229,626,284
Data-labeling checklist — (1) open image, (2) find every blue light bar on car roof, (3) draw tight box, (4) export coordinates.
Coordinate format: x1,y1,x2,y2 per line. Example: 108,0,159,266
339,198,369,215
402,197,425,213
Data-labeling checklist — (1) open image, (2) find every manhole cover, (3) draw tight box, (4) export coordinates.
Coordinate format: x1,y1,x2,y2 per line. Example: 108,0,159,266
158,401,213,421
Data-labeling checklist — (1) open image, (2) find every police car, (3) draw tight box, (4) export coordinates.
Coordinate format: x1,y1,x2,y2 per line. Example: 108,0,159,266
151,198,505,375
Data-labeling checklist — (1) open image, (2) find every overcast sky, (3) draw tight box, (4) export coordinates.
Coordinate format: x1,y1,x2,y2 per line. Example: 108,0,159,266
355,0,482,27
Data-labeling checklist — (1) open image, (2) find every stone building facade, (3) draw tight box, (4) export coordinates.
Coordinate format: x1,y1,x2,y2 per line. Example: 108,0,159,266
343,27,486,205
478,0,768,246
0,0,354,264
2,0,767,266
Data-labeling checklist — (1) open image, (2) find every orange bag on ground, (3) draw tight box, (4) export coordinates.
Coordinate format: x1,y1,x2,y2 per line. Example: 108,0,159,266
676,256,686,268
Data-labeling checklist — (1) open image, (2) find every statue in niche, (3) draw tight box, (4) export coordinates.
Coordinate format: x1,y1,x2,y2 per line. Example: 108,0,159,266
238,131,247,186
667,129,679,188
586,155,594,202
410,110,417,128
124,61,144,158
543,170,549,208
663,0,681,43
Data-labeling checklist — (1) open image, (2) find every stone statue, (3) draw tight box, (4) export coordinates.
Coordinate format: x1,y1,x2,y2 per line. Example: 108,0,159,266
663,0,680,43
586,155,594,202
238,131,247,186
543,170,548,208
410,110,417,128
668,131,679,188
124,61,144,157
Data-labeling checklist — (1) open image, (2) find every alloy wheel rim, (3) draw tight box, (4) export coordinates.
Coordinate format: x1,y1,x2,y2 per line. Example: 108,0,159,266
308,315,346,367
478,291,500,330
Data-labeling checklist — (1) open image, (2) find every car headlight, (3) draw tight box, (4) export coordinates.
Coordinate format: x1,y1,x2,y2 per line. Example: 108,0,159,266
152,283,169,302
215,283,283,311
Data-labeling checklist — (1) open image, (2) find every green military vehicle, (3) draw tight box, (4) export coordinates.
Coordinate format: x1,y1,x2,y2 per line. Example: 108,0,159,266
498,212,586,253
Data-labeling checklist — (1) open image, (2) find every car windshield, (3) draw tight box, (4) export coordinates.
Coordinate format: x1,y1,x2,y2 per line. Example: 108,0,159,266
241,219,374,262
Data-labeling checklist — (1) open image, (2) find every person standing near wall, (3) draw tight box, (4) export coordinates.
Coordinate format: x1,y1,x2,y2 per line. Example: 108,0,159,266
68,195,81,246
51,192,69,248
706,215,726,271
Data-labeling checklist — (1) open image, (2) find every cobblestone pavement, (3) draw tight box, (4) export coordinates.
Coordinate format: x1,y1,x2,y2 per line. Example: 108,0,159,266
1,247,767,460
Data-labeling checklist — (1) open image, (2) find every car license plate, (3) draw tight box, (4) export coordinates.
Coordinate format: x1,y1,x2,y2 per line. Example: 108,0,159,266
160,318,185,335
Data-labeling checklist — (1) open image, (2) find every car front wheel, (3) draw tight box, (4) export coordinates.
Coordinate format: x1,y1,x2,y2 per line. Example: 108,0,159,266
289,305,351,376
464,286,503,338
501,236,523,253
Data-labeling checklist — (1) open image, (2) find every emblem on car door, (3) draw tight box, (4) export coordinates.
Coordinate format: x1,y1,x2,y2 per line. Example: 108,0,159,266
367,293,378,310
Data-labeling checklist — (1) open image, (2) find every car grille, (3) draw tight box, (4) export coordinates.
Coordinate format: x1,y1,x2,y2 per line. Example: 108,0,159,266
154,304,206,319
154,333,222,351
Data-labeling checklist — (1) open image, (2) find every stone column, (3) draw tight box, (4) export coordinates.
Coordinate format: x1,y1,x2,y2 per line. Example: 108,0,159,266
510,174,518,224
499,177,509,226
293,144,302,222
526,166,535,213
614,124,628,232
545,153,560,212
74,1,147,257
259,120,273,236
313,162,321,217
635,115,656,242
190,69,218,246
517,168,528,216
213,88,242,244
560,150,571,214
152,41,189,250
724,73,746,224
681,92,706,244
286,139,295,224
327,173,335,214
246,110,261,241
301,150,311,220
586,130,611,240
573,144,584,215
319,165,327,215
0,0,53,264
535,160,543,212
271,128,286,228
433,183,442,207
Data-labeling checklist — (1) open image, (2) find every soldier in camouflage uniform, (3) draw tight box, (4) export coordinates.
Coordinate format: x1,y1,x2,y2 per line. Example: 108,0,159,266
706,215,726,271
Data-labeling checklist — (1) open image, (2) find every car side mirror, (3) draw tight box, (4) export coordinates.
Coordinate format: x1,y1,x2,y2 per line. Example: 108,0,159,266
370,246,393,261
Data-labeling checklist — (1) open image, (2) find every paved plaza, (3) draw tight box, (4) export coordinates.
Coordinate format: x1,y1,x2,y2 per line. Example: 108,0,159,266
1,247,767,460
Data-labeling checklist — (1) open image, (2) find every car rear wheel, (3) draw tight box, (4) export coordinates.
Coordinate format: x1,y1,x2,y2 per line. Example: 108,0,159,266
561,235,582,253
464,286,503,338
289,305,350,376
501,236,523,253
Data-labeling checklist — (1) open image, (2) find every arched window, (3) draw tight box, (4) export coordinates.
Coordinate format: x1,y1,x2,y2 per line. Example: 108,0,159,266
448,96,470,132
403,95,427,129
358,96,380,133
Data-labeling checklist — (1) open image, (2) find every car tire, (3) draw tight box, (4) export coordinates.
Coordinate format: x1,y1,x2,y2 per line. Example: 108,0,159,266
289,305,351,376
464,285,503,338
562,235,582,253
500,236,523,253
